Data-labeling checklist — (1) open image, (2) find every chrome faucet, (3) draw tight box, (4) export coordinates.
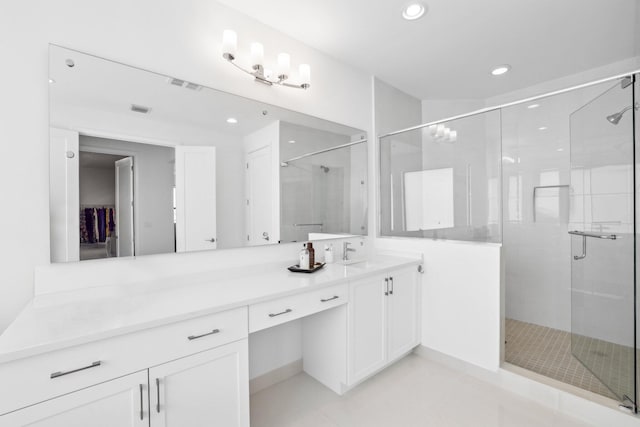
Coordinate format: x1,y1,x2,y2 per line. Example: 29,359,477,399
343,241,356,261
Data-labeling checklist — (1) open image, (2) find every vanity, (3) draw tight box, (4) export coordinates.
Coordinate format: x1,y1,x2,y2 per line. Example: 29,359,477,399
0,255,421,426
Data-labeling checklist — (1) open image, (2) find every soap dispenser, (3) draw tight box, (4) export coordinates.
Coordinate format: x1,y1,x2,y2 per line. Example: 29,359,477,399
299,244,310,270
324,243,334,263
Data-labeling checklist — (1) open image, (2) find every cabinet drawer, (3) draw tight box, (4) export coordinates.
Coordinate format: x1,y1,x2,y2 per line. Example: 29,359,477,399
249,284,347,333
0,307,247,415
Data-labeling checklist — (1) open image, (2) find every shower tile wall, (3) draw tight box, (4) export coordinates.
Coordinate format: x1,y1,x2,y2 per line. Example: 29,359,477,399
503,81,616,333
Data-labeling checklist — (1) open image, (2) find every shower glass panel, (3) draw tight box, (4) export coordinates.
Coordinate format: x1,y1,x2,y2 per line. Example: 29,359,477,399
379,110,501,243
569,76,636,407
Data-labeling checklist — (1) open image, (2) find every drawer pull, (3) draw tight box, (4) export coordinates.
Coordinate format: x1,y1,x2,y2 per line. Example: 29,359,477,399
187,328,221,341
50,361,101,379
156,378,161,413
269,308,293,317
389,277,394,295
320,295,339,303
139,384,144,420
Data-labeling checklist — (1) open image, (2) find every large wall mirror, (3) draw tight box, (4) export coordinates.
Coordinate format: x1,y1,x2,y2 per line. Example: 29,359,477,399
49,45,367,262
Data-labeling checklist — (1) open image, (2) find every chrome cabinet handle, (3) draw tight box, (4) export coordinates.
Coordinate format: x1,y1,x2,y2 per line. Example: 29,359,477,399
50,361,101,379
188,328,220,341
204,238,216,242
139,384,144,420
156,378,161,413
384,278,389,296
320,295,339,303
269,308,292,317
389,277,394,295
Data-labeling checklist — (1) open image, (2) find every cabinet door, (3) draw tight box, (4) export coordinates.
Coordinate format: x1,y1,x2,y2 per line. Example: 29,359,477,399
1,371,148,427
149,339,249,427
387,267,420,361
348,275,387,385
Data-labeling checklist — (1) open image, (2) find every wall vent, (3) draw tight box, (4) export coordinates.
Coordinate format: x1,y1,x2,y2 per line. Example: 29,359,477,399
130,104,151,114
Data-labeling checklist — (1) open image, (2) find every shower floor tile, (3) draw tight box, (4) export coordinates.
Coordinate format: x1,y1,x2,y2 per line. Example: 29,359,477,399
505,318,618,400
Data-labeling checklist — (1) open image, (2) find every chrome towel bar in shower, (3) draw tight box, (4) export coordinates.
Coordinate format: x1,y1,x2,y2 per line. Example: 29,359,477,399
568,230,617,260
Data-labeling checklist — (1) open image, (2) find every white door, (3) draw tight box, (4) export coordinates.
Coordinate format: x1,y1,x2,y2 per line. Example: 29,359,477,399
49,128,79,262
149,339,250,427
246,146,273,245
1,371,148,427
175,146,217,252
387,268,420,361
348,274,388,385
115,157,135,257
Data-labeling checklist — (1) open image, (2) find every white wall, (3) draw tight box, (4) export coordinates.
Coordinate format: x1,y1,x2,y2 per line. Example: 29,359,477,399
0,0,372,333
79,166,115,207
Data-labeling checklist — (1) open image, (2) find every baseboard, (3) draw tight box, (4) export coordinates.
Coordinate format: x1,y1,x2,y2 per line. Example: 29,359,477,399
250,359,303,395
413,345,640,427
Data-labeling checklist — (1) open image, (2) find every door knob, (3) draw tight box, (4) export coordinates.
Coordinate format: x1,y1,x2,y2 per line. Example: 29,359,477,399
262,232,270,241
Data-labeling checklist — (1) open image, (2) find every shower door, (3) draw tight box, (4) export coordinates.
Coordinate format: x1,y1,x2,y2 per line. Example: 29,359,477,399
569,76,636,408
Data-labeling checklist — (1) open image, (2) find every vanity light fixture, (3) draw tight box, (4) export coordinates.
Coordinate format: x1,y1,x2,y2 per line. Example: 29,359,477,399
226,117,238,124
402,3,426,20
222,30,311,90
288,140,296,144
491,64,511,76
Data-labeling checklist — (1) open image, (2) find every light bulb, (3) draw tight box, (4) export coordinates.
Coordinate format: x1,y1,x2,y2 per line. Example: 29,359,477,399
250,43,264,71
299,64,311,89
277,53,291,80
222,30,237,60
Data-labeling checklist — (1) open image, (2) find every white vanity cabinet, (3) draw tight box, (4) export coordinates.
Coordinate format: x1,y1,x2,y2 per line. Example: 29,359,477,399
149,339,249,427
0,307,250,427
0,370,149,427
347,266,420,386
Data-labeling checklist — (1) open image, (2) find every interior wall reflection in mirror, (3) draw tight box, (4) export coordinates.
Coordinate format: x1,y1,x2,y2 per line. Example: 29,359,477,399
49,45,367,262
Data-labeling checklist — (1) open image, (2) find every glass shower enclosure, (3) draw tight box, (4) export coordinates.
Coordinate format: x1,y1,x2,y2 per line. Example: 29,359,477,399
569,75,637,410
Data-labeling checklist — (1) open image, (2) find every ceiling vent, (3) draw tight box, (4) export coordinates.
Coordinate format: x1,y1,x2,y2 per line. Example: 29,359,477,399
130,104,151,114
185,82,202,91
167,77,202,91
168,77,186,87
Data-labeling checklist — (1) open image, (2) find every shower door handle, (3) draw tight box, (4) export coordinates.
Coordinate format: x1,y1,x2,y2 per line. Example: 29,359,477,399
568,230,617,261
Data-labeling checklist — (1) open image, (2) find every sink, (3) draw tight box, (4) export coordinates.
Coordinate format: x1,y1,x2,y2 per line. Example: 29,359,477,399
341,259,382,270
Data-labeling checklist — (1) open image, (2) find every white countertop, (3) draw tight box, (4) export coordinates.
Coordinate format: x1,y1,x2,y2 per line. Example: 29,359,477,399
0,255,420,364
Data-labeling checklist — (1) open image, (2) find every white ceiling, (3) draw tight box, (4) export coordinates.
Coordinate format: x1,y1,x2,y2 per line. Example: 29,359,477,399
217,0,639,99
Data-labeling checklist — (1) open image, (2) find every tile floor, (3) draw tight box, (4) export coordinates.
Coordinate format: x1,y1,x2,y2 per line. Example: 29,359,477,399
505,318,630,401
250,353,595,427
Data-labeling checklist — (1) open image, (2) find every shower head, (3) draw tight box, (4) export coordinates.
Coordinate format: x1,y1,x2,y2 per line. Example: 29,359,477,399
606,103,639,125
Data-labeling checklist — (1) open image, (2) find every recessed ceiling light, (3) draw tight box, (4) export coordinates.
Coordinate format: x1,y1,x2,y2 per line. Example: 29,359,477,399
226,118,238,124
527,103,540,109
288,140,296,144
557,148,564,152
491,65,511,76
538,126,548,131
402,3,426,20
